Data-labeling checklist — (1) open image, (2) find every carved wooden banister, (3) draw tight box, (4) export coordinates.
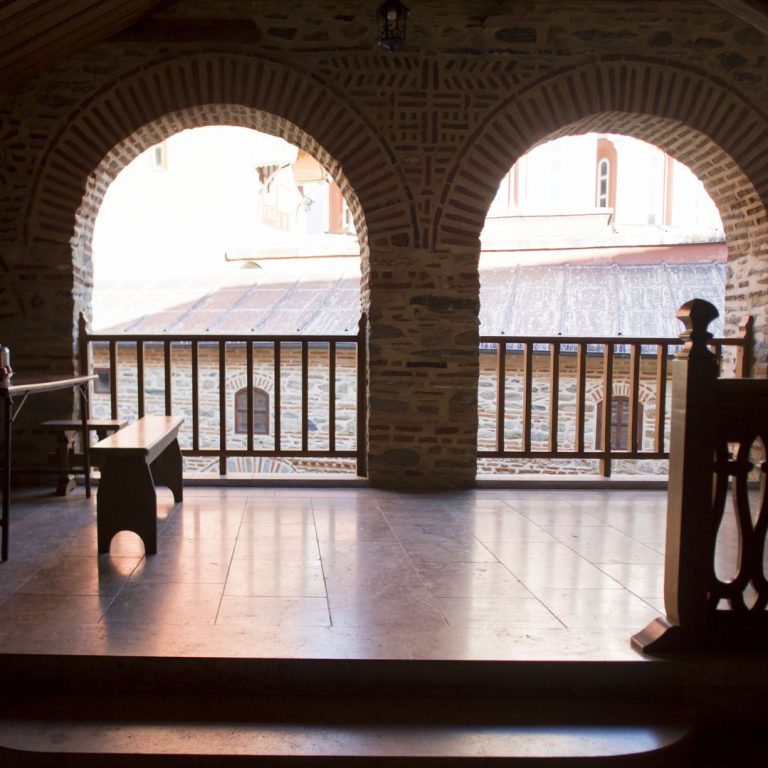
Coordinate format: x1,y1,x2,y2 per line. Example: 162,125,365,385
632,298,768,653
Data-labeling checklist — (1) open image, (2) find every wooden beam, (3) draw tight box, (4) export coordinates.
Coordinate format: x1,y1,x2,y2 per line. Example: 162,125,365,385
710,0,768,34
0,0,166,90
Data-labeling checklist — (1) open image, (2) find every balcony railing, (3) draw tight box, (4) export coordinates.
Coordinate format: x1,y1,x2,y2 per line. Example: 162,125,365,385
79,314,367,477
80,313,753,480
477,316,753,477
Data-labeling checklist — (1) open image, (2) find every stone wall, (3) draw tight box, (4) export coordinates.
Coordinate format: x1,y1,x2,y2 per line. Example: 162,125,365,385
90,344,359,475
2,1,768,488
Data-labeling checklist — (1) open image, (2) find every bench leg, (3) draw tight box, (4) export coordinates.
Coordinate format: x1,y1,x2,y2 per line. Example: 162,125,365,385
52,432,76,496
97,456,157,555
150,438,183,503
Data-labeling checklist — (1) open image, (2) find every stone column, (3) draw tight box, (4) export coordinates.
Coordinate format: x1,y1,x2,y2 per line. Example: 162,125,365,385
365,244,480,489
1,241,84,471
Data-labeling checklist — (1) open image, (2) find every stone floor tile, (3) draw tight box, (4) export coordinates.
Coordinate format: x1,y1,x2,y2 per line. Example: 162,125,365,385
597,563,665,598
217,595,330,627
328,585,447,629
512,506,607,527
547,526,665,564
131,541,235,584
14,555,141,596
438,596,563,629
470,512,556,543
313,508,396,542
531,588,662,629
320,540,422,586
390,523,498,563
490,541,623,589
102,581,223,625
1,593,110,624
160,507,245,539
225,558,326,597
415,561,534,598
63,528,150,558
232,533,320,561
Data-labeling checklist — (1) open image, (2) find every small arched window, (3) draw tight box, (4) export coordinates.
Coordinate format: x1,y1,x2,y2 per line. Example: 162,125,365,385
595,396,643,450
596,158,610,208
595,137,617,213
234,387,269,435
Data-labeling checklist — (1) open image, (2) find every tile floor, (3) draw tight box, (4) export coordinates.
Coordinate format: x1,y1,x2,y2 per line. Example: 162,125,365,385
0,486,680,661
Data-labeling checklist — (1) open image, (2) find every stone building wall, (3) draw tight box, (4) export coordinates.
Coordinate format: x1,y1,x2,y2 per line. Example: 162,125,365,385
2,1,768,488
90,345,359,475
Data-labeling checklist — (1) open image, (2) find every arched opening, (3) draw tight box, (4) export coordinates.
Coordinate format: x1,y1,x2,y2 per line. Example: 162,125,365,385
79,114,366,479
23,50,424,487
477,129,727,478
435,59,768,484
438,61,768,377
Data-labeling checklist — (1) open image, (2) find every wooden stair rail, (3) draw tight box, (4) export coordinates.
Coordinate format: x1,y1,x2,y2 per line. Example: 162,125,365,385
633,298,768,653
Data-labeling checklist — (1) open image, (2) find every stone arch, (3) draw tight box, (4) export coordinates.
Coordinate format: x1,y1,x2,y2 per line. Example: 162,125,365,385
438,57,768,372
25,49,417,326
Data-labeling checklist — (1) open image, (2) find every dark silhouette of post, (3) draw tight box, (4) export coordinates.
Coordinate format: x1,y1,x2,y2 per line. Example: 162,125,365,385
633,299,768,653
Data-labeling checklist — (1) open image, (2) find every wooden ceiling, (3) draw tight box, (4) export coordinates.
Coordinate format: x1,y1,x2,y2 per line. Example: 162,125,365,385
1,0,767,92
0,0,165,90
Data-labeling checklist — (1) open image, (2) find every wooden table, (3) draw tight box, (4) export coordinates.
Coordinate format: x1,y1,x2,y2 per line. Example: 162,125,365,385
1,374,96,561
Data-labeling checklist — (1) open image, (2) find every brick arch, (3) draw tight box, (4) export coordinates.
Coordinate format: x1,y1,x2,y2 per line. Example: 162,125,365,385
25,49,417,263
439,57,768,369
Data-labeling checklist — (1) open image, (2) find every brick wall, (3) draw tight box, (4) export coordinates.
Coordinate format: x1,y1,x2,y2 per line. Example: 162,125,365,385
2,1,768,488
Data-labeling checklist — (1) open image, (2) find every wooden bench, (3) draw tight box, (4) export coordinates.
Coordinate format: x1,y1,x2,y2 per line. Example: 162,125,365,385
91,415,184,555
40,418,127,495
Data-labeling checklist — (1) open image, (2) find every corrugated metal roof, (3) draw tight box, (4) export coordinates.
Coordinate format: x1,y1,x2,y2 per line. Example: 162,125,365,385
93,256,727,339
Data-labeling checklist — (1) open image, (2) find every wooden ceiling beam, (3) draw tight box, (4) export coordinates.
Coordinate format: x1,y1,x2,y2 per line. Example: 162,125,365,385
709,0,768,34
0,0,162,90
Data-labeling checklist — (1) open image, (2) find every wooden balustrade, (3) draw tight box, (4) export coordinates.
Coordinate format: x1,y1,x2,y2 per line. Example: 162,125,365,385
78,314,368,477
78,312,752,480
632,300,768,653
478,322,752,476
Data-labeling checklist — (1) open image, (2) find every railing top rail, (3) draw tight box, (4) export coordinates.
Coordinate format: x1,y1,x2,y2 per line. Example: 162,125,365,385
86,332,743,347
85,332,359,344
479,334,745,347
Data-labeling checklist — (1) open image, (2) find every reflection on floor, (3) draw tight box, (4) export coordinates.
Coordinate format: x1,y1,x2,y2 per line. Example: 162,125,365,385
0,486,673,661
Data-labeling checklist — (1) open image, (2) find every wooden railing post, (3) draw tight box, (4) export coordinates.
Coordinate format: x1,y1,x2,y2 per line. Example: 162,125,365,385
77,313,91,422
632,298,719,653
77,313,90,378
736,315,753,378
356,312,368,478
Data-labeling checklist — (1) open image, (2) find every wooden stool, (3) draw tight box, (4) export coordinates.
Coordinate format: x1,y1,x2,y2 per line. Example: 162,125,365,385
40,418,127,495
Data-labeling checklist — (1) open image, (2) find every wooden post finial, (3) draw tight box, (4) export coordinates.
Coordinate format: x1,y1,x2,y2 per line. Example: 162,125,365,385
676,298,719,359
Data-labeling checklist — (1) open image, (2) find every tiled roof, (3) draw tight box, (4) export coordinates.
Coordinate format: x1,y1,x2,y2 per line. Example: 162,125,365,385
93,250,727,339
